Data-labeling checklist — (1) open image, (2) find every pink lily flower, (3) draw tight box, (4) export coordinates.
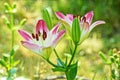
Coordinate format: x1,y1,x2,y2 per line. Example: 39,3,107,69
18,20,66,54
55,11,105,43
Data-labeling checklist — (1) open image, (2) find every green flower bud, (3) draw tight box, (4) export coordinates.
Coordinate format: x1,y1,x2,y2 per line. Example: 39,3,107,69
72,18,81,44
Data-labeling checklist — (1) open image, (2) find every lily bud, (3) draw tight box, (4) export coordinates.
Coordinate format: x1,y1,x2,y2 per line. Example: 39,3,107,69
72,18,81,44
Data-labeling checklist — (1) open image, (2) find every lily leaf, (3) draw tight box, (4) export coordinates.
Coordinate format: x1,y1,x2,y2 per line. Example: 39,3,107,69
99,52,107,62
19,18,27,27
2,16,11,29
4,3,11,13
57,58,66,67
52,67,66,72
14,60,20,67
66,62,78,80
42,8,52,30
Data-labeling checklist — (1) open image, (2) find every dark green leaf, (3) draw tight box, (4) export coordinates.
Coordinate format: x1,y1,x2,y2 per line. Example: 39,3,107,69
10,49,15,56
111,69,116,79
66,62,78,80
12,3,16,9
0,59,7,68
3,53,10,61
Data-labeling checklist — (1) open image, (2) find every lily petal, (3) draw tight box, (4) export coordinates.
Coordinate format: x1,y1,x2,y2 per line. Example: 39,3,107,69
36,20,49,34
90,21,105,31
21,41,42,54
51,23,61,34
66,14,74,21
85,11,93,24
18,30,32,41
55,12,65,20
52,30,66,46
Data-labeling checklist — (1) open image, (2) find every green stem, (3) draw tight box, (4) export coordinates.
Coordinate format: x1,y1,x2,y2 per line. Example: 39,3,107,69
9,13,14,78
11,13,14,48
110,64,112,80
54,49,60,59
47,59,58,67
67,43,78,67
92,72,97,80
118,56,120,80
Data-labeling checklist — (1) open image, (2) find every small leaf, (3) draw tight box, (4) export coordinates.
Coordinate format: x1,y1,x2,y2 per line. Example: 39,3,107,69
0,59,7,68
111,69,116,79
13,60,20,66
110,56,115,63
4,3,11,13
12,3,16,9
3,53,10,61
64,53,71,58
13,45,19,51
9,68,17,76
2,16,11,29
57,58,66,67
72,18,81,44
99,51,107,63
19,19,27,27
42,8,52,30
12,3,17,13
66,62,78,80
52,67,66,72
108,49,113,56
10,49,15,56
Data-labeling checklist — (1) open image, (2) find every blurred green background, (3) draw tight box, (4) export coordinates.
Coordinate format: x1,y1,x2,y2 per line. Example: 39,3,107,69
0,0,120,80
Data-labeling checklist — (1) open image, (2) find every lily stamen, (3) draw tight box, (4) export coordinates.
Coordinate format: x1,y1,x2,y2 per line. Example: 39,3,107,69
32,33,35,39
38,31,41,36
36,33,39,41
42,30,47,40
82,16,86,22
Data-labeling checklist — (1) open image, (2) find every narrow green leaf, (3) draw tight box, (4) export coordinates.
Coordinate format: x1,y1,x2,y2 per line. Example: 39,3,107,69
3,53,10,61
57,58,65,67
13,60,20,66
0,59,7,68
42,8,52,30
19,19,27,27
12,3,17,13
2,16,11,29
99,51,107,63
12,3,16,9
72,18,81,44
108,49,113,56
4,3,11,12
52,67,66,72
